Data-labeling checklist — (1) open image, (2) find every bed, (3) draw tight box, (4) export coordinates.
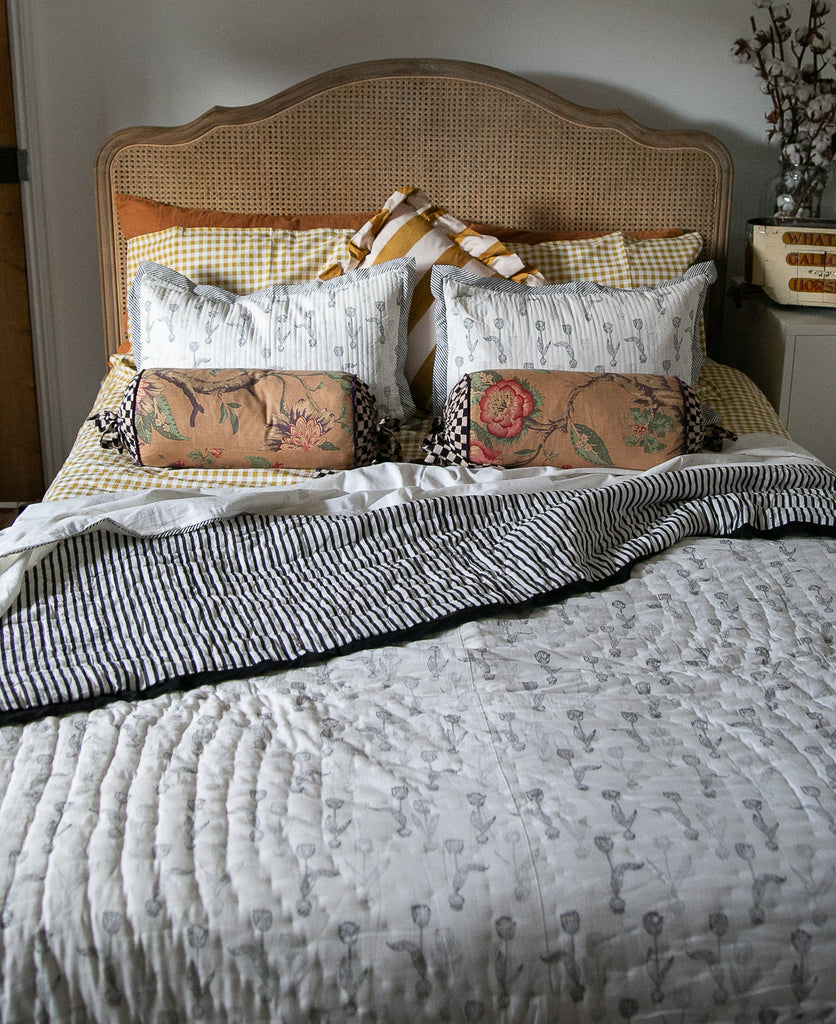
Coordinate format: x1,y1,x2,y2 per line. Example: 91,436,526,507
0,59,834,1023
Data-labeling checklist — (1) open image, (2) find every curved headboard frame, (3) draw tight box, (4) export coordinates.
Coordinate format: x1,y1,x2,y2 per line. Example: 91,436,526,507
95,58,733,360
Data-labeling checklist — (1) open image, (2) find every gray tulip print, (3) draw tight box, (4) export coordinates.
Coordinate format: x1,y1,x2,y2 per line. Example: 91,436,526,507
603,322,620,366
642,910,673,1004
2,489,835,1021
534,320,553,365
525,788,560,839
388,904,432,999
482,317,508,363
230,908,279,1003
653,791,699,841
186,923,214,1015
296,843,339,916
735,843,786,925
791,928,819,1006
411,799,439,852
603,790,637,841
337,921,369,1015
623,318,647,362
558,323,579,366
594,836,643,914
325,797,351,848
494,916,523,1009
541,910,585,1002
445,838,488,910
556,747,601,791
687,911,730,1006
373,784,412,837
567,708,596,752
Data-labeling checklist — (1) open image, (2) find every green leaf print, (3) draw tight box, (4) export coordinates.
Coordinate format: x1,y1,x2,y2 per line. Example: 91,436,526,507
136,414,153,445
570,423,614,467
246,456,274,469
153,396,188,440
642,436,667,454
220,402,241,435
626,406,673,453
631,407,673,437
319,441,339,451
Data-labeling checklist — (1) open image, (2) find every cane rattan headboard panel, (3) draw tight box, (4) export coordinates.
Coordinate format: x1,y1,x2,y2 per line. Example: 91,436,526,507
95,58,732,360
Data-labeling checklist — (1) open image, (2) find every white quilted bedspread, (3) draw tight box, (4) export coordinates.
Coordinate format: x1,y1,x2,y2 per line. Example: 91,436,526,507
0,444,834,1023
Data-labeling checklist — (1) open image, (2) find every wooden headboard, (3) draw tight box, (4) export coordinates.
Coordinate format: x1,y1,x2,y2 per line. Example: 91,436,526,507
95,58,733,360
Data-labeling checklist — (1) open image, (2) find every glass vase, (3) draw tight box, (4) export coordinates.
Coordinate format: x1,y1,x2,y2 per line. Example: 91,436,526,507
773,154,829,219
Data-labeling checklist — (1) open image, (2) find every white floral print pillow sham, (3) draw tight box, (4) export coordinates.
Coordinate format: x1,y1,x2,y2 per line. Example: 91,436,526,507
129,258,416,421
429,262,716,414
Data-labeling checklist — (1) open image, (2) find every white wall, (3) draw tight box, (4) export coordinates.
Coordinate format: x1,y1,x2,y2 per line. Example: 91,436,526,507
12,0,826,479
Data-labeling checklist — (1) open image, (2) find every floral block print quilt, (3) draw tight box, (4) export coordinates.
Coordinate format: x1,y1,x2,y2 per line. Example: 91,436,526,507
0,445,834,1023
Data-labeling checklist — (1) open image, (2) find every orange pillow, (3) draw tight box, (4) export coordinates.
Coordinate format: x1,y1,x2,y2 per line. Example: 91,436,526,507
115,196,686,244
114,194,375,239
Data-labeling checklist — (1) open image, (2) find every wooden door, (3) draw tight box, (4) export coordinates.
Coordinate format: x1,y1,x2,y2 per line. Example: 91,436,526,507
0,0,42,502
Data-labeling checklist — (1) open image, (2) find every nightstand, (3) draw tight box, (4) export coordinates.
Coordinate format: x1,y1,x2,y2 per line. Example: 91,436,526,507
725,284,836,469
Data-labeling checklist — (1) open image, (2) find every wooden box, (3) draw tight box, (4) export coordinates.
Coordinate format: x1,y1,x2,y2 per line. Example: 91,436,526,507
745,217,836,306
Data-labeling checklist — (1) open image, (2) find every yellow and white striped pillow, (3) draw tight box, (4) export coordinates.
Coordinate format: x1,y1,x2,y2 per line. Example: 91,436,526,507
319,188,545,411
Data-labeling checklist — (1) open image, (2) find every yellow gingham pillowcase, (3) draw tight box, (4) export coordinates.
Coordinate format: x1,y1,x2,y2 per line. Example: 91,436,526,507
126,226,356,292
511,232,632,289
123,226,356,346
625,232,706,351
624,231,703,287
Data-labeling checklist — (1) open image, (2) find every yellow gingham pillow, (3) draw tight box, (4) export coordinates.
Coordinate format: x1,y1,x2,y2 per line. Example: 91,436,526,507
319,187,545,411
511,232,632,289
625,232,706,351
124,226,356,344
624,231,703,287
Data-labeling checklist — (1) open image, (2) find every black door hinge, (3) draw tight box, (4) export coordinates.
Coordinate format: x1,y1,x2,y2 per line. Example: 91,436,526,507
0,147,30,183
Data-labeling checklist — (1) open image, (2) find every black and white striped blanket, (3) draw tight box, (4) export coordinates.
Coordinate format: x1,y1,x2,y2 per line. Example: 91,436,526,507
2,461,835,720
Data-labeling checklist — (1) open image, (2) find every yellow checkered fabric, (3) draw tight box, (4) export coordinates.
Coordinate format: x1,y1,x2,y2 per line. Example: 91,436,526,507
696,358,789,438
45,356,430,500
624,232,706,352
512,232,632,289
623,232,703,286
124,226,356,338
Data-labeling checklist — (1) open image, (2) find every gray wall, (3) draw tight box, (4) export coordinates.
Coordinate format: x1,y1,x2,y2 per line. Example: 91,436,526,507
13,0,827,476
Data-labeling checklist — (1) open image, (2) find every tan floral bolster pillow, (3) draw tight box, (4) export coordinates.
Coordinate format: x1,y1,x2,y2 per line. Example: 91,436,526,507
423,369,714,470
95,369,391,471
